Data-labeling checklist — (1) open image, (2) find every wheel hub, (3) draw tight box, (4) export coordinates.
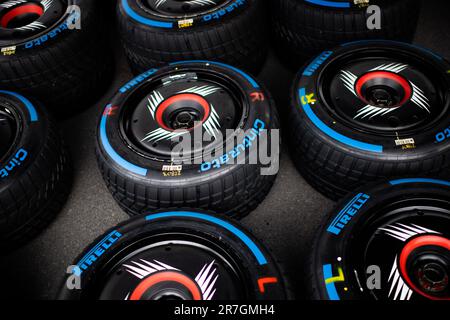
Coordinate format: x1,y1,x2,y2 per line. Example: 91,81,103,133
355,71,412,109
121,71,243,159
324,55,444,134
0,0,66,41
399,235,450,300
0,2,44,29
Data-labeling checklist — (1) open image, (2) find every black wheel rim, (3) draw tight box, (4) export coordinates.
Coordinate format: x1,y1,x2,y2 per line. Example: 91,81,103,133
86,233,246,300
0,0,66,41
139,0,230,18
320,49,448,135
0,104,19,163
120,69,246,161
348,198,450,301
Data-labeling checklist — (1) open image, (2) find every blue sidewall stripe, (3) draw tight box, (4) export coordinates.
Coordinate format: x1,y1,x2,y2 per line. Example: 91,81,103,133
299,88,383,153
122,0,173,28
0,90,38,122
170,60,260,89
146,211,268,265
390,178,450,187
323,264,340,300
305,0,350,8
100,106,148,176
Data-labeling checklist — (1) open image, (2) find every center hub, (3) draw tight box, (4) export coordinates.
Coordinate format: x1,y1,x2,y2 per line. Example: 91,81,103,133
0,2,44,29
399,235,450,300
355,71,412,108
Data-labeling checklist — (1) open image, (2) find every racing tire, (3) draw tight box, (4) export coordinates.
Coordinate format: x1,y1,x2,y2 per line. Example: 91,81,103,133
117,0,268,74
0,90,71,250
0,0,113,116
58,210,292,300
308,178,450,301
289,41,450,200
96,61,280,219
271,0,421,68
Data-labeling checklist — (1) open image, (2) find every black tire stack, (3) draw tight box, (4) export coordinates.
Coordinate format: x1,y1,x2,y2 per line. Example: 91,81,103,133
271,0,421,67
117,0,269,73
1,0,448,302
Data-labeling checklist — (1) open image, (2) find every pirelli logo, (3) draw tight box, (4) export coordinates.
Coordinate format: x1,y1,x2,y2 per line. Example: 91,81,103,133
327,193,371,235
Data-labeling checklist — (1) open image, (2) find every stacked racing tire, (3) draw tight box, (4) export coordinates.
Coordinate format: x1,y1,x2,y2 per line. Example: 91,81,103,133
0,91,71,249
0,0,113,116
96,61,280,218
309,179,450,301
271,0,421,67
288,41,450,200
58,210,291,300
117,0,268,73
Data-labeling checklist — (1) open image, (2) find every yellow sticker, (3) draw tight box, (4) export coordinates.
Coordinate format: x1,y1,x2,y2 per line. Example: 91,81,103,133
301,93,317,106
178,19,193,28
1,46,16,56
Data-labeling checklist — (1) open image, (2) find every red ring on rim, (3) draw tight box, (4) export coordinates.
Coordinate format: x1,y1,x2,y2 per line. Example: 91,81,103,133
0,3,44,28
399,235,450,301
155,93,211,131
355,71,413,107
129,271,202,300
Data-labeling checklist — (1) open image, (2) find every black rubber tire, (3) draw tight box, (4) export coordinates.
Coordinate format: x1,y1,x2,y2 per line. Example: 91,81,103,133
307,178,450,300
116,0,268,74
0,0,113,117
96,61,280,219
58,210,292,300
289,41,450,200
271,0,421,68
0,91,71,251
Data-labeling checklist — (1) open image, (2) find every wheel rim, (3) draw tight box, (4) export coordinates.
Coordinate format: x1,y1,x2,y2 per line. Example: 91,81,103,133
348,199,450,300
320,49,448,135
399,235,450,300
0,104,18,163
120,70,245,160
90,234,245,300
139,0,231,18
0,0,66,40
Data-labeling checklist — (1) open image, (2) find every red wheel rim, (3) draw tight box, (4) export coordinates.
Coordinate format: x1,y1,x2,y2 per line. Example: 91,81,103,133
130,271,202,300
155,93,210,131
0,3,44,28
355,71,412,107
399,235,450,301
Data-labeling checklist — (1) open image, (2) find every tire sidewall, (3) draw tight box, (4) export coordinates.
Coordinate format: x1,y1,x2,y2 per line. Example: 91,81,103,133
118,0,253,30
0,91,47,194
97,62,277,185
293,41,450,160
312,179,450,300
58,211,287,300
